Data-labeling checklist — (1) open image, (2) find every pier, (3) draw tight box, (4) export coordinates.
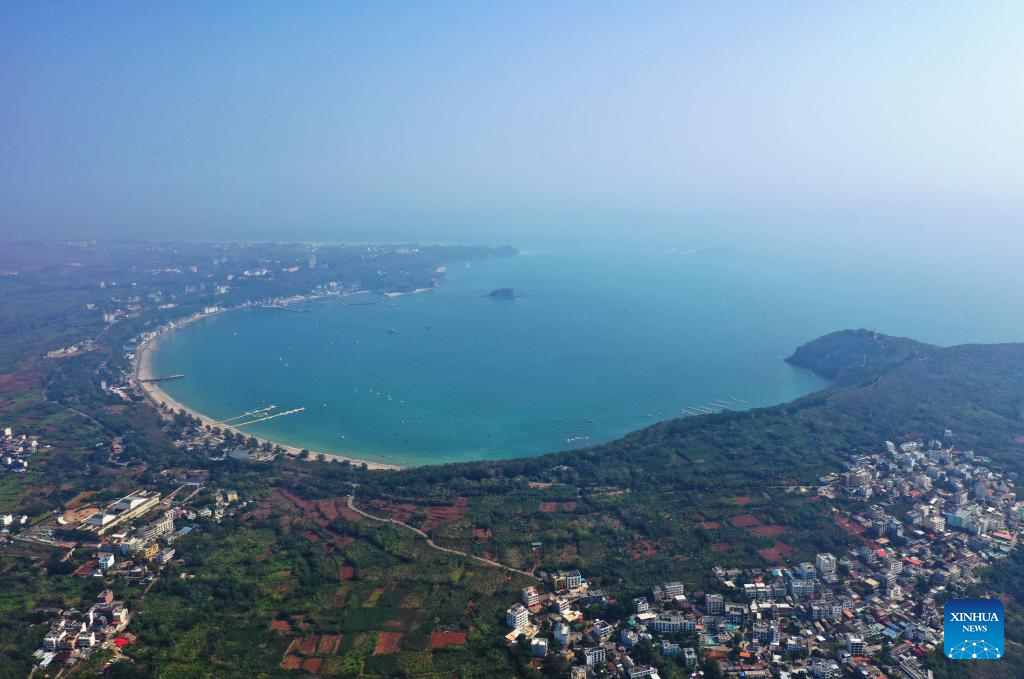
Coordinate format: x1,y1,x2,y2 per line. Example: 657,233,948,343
139,374,185,383
233,407,306,427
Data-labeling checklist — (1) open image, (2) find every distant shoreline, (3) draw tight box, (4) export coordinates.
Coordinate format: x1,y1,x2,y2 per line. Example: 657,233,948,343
132,291,430,471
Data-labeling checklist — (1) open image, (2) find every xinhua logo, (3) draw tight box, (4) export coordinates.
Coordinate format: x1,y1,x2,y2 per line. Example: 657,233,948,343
944,598,1004,659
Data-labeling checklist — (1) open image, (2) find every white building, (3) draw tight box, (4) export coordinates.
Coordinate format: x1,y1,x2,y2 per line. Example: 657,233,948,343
847,635,867,656
506,603,529,630
815,553,837,575
790,579,815,598
584,647,606,665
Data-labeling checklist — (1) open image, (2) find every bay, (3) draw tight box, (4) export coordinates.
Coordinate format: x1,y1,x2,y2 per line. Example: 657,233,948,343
150,241,1024,466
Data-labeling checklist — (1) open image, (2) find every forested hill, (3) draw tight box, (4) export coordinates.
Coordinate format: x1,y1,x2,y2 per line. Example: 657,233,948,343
785,328,934,381
335,330,1024,500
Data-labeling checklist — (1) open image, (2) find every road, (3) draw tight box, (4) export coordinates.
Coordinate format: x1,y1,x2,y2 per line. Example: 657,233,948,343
345,494,539,581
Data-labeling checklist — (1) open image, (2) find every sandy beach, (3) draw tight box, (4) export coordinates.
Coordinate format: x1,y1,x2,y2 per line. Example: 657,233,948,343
133,318,403,471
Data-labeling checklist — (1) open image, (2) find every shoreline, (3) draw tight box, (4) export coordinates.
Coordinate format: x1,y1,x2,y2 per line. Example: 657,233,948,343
133,296,408,471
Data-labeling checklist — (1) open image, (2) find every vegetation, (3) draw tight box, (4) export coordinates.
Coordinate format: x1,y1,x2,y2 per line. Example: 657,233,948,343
0,241,1022,676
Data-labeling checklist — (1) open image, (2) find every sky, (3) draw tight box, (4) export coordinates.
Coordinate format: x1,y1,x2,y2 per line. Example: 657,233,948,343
1,2,1022,246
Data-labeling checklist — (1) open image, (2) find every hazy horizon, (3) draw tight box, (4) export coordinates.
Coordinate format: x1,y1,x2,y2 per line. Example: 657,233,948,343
2,2,1023,250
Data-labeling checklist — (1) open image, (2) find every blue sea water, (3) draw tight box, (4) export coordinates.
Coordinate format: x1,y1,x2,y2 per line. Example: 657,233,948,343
151,240,1024,466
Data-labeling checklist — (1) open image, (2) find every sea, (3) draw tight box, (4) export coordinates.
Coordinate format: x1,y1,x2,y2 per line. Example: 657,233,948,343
150,235,1024,467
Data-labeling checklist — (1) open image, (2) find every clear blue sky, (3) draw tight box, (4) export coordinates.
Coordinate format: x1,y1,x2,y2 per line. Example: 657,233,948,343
1,2,1022,244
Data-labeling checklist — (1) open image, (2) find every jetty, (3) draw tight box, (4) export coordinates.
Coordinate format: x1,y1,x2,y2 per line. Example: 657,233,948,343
139,374,185,383
217,405,278,425
233,407,306,427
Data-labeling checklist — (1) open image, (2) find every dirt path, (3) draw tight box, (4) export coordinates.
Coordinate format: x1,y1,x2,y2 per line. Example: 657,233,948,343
346,494,538,580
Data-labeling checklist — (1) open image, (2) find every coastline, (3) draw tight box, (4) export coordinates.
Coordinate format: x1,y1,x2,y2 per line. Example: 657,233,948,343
133,299,406,471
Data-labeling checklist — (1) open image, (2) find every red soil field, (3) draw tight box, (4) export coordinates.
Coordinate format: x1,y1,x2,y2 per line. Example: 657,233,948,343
732,496,752,505
758,542,795,563
473,528,492,539
748,525,787,538
65,491,97,509
270,620,291,632
421,500,467,532
279,655,301,670
340,565,356,580
369,500,417,523
316,499,339,521
301,658,322,673
540,501,578,513
698,520,722,530
374,631,403,655
338,504,365,523
73,560,98,577
318,634,341,655
728,514,762,528
303,531,322,543
835,515,867,536
712,542,730,552
298,634,319,656
429,631,467,650
629,541,658,559
0,374,40,392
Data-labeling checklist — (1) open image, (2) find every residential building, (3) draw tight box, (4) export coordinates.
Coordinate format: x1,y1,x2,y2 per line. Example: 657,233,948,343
506,603,529,630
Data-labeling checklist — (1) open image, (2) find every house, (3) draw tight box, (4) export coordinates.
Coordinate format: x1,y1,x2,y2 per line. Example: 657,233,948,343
648,614,695,634
154,548,176,565
789,579,815,598
530,638,548,657
553,569,583,590
627,667,656,679
705,593,724,614
591,619,614,642
652,581,684,601
634,596,650,613
97,552,115,569
554,622,571,647
522,586,541,606
815,553,837,574
139,511,174,542
506,603,529,630
583,646,605,665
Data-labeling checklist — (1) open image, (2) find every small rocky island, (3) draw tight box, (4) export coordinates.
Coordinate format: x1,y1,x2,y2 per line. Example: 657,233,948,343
488,287,517,299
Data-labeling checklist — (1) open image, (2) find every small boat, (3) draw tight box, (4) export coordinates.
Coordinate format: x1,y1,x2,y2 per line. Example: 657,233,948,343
388,328,396,334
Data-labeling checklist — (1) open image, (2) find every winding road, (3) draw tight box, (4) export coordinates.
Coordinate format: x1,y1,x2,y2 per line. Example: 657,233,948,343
345,494,538,581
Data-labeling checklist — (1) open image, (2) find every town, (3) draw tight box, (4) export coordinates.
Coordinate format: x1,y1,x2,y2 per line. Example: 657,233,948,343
5,460,244,673
501,438,1020,678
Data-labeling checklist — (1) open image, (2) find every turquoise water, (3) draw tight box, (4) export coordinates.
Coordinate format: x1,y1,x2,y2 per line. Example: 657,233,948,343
151,242,1024,466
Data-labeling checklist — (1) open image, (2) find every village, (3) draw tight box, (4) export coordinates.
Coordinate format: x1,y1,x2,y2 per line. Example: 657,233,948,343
502,438,1021,679
4,461,245,674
